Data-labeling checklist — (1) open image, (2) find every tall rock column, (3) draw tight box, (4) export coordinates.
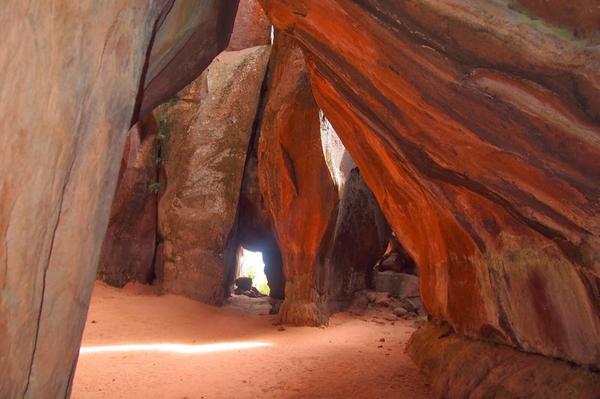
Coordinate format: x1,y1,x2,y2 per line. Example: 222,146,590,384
258,32,338,325
156,45,271,304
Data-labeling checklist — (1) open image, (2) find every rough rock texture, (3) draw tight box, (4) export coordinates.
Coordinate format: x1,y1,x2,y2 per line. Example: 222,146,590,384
257,32,338,325
139,0,239,117
0,2,237,397
320,167,390,312
157,46,270,304
0,2,166,398
227,0,272,51
97,116,158,287
260,0,600,367
408,322,600,398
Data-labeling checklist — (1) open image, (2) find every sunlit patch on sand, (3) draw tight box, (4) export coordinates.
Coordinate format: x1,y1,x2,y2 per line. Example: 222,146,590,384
80,341,271,355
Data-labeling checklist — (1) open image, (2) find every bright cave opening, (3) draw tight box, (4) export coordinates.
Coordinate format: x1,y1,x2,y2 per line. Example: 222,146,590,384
235,247,270,296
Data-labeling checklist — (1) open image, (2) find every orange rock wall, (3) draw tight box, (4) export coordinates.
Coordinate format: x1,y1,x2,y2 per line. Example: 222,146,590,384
259,0,600,366
257,32,338,325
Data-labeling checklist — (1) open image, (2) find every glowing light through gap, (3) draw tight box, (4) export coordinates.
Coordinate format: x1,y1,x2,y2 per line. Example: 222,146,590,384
238,248,269,295
80,341,271,355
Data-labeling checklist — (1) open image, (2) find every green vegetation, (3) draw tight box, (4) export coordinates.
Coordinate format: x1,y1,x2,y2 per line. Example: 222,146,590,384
148,182,161,194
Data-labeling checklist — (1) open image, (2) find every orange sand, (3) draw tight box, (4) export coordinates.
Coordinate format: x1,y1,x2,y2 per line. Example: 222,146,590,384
71,282,432,399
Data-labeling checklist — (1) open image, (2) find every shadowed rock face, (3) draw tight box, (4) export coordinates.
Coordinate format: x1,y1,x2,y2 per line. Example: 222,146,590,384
257,32,338,326
258,0,600,366
139,0,240,117
0,2,237,397
156,46,270,304
319,123,391,312
97,116,158,287
321,168,391,312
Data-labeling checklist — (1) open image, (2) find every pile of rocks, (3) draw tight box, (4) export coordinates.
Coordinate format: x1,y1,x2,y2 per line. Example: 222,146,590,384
233,277,266,298
347,289,425,324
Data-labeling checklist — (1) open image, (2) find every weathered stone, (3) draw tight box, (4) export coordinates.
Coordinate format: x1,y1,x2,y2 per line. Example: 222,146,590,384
373,271,420,299
393,307,408,317
347,291,370,315
260,0,600,367
139,0,239,117
97,116,158,287
257,32,337,326
232,122,286,300
156,45,270,304
319,128,391,313
408,322,600,398
0,1,197,397
227,0,271,51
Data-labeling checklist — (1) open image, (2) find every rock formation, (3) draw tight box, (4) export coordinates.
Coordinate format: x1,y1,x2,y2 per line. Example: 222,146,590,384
156,45,270,304
408,322,600,398
259,0,600,368
0,2,237,397
138,0,239,117
319,124,390,312
257,32,338,325
233,130,286,300
97,116,158,287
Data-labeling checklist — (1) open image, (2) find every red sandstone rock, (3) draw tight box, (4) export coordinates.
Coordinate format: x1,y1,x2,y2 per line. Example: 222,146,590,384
156,45,270,304
259,0,600,367
97,116,158,287
257,32,338,326
227,0,272,51
408,322,600,398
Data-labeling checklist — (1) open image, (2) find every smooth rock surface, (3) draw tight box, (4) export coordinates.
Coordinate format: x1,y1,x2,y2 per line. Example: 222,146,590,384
0,1,166,397
157,45,270,304
321,167,390,312
259,0,600,366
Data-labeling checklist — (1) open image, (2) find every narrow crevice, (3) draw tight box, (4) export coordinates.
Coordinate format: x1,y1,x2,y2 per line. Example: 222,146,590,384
222,57,272,297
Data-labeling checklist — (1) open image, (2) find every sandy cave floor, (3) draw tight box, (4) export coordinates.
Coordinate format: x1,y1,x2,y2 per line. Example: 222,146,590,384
71,282,433,399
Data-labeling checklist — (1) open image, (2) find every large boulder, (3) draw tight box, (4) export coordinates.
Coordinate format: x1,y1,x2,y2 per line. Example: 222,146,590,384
408,322,600,398
97,116,158,287
156,45,270,304
257,32,338,326
138,0,239,117
319,127,390,312
259,0,600,367
0,2,237,397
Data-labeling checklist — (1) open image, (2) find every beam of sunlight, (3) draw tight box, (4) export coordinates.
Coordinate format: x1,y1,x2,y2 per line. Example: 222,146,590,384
80,341,271,355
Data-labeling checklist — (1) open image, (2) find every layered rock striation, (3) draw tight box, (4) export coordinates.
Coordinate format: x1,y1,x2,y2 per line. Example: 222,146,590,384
259,0,600,367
